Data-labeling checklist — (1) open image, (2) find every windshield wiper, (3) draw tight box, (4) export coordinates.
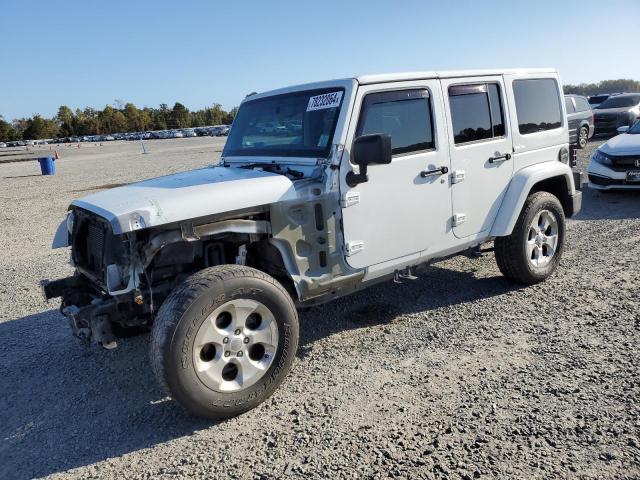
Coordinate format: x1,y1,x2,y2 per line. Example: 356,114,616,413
235,162,304,179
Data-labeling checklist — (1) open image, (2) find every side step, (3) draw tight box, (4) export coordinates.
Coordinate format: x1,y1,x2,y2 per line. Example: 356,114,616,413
467,245,495,258
394,267,418,283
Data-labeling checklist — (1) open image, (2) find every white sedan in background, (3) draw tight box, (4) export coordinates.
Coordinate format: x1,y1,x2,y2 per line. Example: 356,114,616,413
589,122,640,190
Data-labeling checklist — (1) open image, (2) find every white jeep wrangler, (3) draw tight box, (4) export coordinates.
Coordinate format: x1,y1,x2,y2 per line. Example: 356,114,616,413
43,68,581,419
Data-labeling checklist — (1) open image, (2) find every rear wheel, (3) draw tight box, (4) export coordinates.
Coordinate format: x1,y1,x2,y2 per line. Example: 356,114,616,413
150,265,299,419
577,126,589,149
494,192,566,284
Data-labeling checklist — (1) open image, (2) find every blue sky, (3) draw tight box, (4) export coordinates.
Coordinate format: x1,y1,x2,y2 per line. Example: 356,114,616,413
1,0,638,120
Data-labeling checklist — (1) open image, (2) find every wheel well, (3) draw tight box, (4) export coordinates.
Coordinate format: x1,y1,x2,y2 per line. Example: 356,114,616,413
145,233,298,301
245,240,297,298
530,175,571,215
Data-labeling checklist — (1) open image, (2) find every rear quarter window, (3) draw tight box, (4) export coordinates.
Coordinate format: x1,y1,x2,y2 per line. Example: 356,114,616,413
513,79,563,134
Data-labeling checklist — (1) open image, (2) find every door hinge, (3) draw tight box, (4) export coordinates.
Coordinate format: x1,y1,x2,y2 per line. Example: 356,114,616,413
451,170,465,184
452,213,467,227
345,240,365,256
341,191,360,207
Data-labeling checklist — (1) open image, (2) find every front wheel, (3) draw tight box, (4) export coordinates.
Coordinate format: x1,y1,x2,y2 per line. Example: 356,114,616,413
150,265,299,419
494,192,566,284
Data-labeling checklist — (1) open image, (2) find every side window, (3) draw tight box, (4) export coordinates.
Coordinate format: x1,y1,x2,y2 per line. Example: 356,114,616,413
574,97,590,111
448,83,505,144
356,89,434,155
513,79,563,134
564,97,575,114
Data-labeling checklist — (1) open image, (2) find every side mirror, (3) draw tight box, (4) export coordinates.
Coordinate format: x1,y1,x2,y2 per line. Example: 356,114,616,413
346,133,392,187
617,125,630,134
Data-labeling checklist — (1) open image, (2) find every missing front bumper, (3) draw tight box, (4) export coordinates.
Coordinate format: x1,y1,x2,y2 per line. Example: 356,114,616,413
61,301,118,349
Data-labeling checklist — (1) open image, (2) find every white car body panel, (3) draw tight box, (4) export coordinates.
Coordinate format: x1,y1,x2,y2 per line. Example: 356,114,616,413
72,167,297,234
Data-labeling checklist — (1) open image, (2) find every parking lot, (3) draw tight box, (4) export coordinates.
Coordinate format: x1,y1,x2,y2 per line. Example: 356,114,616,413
0,137,638,479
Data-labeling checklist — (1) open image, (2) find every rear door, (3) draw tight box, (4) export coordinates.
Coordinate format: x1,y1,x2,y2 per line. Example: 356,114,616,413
441,76,514,239
340,80,452,269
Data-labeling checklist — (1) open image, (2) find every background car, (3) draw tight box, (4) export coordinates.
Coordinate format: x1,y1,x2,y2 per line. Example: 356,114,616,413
593,93,640,135
565,94,594,148
588,120,640,190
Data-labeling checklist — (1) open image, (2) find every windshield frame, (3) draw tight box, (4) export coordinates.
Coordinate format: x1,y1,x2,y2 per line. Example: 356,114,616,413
222,87,345,159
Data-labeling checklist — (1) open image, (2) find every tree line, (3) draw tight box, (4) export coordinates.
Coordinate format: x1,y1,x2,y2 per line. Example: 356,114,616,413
563,78,640,96
0,101,238,142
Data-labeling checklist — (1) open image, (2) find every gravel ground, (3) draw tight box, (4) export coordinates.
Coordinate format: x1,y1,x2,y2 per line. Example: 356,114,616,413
0,137,638,479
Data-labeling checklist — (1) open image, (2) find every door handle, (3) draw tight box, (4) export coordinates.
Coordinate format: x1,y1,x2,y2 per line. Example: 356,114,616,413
420,166,449,178
489,153,512,164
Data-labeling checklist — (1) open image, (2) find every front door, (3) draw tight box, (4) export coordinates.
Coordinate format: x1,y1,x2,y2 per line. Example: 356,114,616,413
340,80,452,270
440,76,514,238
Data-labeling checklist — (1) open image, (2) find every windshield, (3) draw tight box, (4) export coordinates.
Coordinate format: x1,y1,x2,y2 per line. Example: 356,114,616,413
588,95,608,105
223,88,344,158
628,121,640,134
596,95,640,109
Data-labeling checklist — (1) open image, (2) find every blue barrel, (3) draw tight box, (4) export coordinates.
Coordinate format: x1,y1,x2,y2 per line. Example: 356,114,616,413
38,157,55,175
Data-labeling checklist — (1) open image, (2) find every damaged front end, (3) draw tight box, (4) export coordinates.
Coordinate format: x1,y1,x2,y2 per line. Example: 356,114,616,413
42,205,279,349
42,208,153,348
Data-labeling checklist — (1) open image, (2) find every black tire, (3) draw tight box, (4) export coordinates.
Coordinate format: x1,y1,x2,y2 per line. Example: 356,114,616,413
494,191,566,285
150,265,299,419
577,126,589,149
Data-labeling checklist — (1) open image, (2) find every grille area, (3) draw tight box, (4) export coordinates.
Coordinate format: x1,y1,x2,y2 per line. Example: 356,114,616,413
85,222,106,273
72,211,110,282
609,155,640,172
594,113,620,132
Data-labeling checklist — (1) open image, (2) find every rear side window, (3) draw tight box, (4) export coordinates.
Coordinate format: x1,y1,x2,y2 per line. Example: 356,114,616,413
513,79,562,134
589,95,608,105
564,97,575,114
574,97,591,112
357,89,434,155
449,83,505,144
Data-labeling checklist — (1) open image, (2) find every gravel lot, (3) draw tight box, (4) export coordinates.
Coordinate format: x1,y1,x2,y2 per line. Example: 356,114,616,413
0,137,638,479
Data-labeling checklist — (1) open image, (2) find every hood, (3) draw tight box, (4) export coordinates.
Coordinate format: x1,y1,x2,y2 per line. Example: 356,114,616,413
72,166,297,234
600,133,640,156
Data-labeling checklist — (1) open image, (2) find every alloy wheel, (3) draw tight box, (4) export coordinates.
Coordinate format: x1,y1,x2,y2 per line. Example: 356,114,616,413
526,210,559,268
192,299,279,392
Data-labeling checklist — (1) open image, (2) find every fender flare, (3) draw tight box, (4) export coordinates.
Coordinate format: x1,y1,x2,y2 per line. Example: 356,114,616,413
490,161,576,237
